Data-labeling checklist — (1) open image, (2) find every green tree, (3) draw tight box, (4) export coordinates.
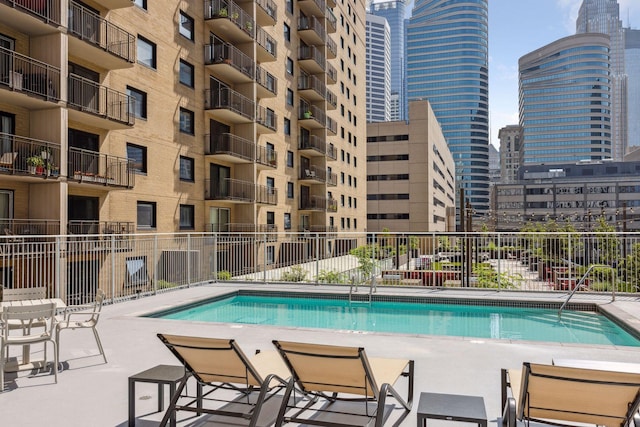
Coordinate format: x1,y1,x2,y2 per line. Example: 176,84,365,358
594,216,619,266
350,244,379,282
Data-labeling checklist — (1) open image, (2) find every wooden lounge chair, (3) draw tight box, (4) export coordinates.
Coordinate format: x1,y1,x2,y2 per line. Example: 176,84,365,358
501,362,640,427
272,340,414,427
156,334,290,427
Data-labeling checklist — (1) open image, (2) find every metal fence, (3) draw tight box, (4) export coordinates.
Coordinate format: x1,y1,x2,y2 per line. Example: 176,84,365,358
0,231,638,304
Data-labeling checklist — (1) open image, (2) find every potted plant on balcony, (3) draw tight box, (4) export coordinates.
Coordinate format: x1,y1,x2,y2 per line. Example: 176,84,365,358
26,155,44,174
231,11,239,20
304,110,312,119
47,161,59,177
245,21,253,32
218,7,228,17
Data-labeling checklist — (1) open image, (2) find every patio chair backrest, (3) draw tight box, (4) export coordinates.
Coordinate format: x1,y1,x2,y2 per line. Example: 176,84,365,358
86,289,105,326
3,286,47,301
520,363,640,427
273,340,378,397
157,334,264,387
1,302,56,337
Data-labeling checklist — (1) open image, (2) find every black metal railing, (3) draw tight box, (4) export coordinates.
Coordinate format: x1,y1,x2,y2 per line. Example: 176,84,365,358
0,47,60,101
298,134,326,155
256,27,277,58
205,133,255,161
0,132,61,177
256,144,277,167
298,15,326,41
298,45,325,71
67,220,134,235
68,147,134,188
256,105,277,131
255,0,276,21
256,65,277,96
3,0,62,25
204,42,254,80
204,86,255,121
204,0,255,37
255,184,277,205
1,219,60,236
298,72,326,98
205,178,254,201
68,74,134,125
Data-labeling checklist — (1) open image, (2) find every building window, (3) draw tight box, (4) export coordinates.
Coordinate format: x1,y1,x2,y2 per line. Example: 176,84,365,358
340,172,344,184
137,201,156,229
340,195,344,206
287,182,294,198
179,12,194,41
286,88,293,106
285,0,293,14
137,36,156,69
284,118,291,135
284,213,291,230
267,176,275,190
126,143,147,173
286,57,293,75
284,23,290,42
134,0,146,9
286,150,294,167
179,108,194,134
266,245,275,265
179,60,194,88
179,156,194,181
127,86,147,119
179,204,194,229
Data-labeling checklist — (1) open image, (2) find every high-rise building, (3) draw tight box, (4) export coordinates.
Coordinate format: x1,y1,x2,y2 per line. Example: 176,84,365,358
519,34,612,165
366,13,391,123
498,125,522,184
366,100,455,232
625,28,640,149
405,0,490,216
369,0,407,121
0,0,366,240
576,0,627,160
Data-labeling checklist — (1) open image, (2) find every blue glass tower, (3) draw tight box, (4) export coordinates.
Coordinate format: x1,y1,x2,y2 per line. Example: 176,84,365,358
405,0,489,215
369,0,407,121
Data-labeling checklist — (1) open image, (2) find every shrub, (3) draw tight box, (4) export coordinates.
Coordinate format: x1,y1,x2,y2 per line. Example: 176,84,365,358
216,270,232,281
157,280,177,289
280,265,307,282
317,270,346,284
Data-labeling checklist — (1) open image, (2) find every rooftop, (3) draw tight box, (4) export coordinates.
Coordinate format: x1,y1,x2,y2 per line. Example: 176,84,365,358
3,283,640,426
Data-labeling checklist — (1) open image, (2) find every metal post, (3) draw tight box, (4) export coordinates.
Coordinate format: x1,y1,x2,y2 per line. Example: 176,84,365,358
212,233,218,282
187,233,191,287
315,233,320,285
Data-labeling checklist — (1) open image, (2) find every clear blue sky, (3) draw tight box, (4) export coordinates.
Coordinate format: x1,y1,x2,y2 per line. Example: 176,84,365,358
488,0,640,149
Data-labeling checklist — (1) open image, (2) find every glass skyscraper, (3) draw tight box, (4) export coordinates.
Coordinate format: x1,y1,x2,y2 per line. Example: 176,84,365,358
625,29,640,149
576,0,626,159
405,0,489,215
519,34,612,164
366,13,391,122
369,0,407,121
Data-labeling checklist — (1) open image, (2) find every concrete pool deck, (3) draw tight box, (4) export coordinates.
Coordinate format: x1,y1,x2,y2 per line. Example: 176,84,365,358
2,283,640,426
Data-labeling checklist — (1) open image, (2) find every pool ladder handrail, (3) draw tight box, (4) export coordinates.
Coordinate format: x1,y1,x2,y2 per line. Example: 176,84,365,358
558,264,610,317
349,275,376,304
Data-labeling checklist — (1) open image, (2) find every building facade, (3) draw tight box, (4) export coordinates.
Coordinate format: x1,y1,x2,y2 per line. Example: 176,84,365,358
365,13,391,123
519,34,612,165
0,0,367,246
366,100,455,232
498,125,522,184
494,161,640,232
369,0,407,121
405,0,490,217
625,28,640,149
577,0,627,160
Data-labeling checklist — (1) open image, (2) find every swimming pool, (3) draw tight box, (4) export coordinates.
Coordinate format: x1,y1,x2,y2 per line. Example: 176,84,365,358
147,292,640,347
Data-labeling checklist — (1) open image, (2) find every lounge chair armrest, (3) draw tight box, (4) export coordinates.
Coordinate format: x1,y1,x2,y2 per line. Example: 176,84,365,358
63,311,100,322
502,397,516,427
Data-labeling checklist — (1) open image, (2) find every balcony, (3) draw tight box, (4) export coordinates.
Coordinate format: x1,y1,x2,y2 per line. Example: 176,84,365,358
309,225,337,237
326,170,337,186
68,147,134,188
326,8,336,33
205,178,253,202
326,142,337,161
326,62,337,84
298,0,325,18
256,27,277,62
326,115,337,135
326,88,337,109
68,2,135,70
326,0,335,8
298,45,325,74
299,195,336,212
0,0,62,32
0,47,61,108
255,0,276,27
205,87,255,123
94,0,134,9
299,165,326,184
255,65,277,98
256,145,277,169
299,102,326,130
0,133,61,179
256,105,277,133
204,42,254,84
207,223,277,234
298,134,326,157
204,0,254,43
298,15,326,46
67,74,134,128
326,36,336,59
205,133,254,163
255,184,277,205
298,72,326,103
67,220,134,236
1,219,60,236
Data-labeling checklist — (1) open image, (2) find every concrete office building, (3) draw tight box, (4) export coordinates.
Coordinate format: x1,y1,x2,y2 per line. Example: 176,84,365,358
366,100,455,232
577,0,627,160
498,125,522,184
0,0,366,239
369,0,407,121
625,28,640,149
519,34,612,165
366,13,391,123
494,161,640,232
405,0,490,217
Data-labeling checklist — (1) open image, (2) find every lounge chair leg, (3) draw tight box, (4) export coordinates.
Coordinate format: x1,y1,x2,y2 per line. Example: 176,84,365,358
275,378,296,426
92,327,107,363
159,376,188,427
502,397,516,427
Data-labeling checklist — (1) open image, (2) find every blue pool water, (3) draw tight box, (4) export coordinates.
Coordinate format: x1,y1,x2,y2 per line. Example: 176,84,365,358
148,294,640,347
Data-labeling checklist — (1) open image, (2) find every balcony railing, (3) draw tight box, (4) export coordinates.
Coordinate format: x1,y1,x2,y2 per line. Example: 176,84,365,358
68,1,135,63
1,219,60,236
298,72,326,99
326,88,337,109
205,87,255,121
67,220,134,236
298,0,325,16
204,0,255,39
256,27,277,59
326,115,337,134
205,133,255,161
326,62,337,84
0,132,61,177
68,147,135,188
3,0,62,25
255,0,276,23
326,36,337,58
299,102,326,128
300,195,335,211
299,165,326,182
204,42,254,80
298,134,326,155
309,225,337,236
67,74,134,125
205,178,254,202
326,142,337,160
0,47,60,101
207,223,277,233
256,184,277,205
326,7,336,32
256,105,277,131
298,15,326,42
256,65,277,96
298,45,325,71
256,144,277,168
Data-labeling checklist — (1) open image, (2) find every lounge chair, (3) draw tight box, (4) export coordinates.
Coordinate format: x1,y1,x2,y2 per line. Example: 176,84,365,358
272,340,414,427
501,362,640,427
0,152,17,169
156,334,290,427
